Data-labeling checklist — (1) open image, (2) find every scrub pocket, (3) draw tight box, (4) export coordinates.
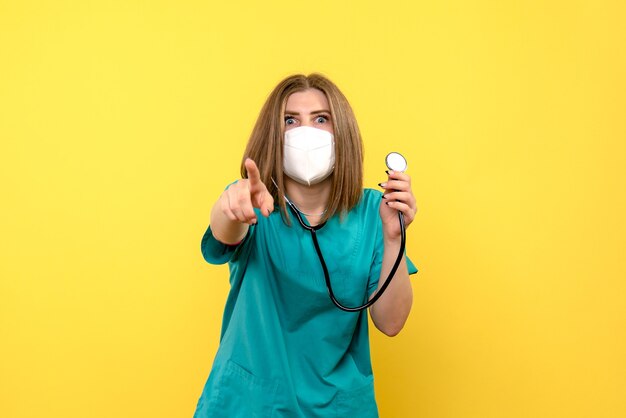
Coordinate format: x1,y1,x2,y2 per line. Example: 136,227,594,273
334,378,379,418
202,359,280,418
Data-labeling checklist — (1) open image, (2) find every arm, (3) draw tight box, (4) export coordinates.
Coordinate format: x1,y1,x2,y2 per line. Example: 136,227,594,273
369,170,418,336
369,236,413,336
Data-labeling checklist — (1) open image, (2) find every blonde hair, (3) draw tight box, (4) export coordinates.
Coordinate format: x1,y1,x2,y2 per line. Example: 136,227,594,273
240,73,364,225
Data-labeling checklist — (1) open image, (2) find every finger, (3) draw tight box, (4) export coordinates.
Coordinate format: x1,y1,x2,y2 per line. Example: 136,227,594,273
382,192,417,216
386,171,411,183
378,179,411,191
227,186,255,224
236,191,257,224
382,191,412,203
245,158,262,189
230,204,256,224
221,193,238,222
384,200,416,223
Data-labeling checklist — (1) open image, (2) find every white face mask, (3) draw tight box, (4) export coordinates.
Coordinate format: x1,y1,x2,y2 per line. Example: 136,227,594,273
283,126,335,186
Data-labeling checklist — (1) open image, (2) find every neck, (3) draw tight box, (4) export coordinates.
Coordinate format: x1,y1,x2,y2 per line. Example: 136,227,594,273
284,176,331,218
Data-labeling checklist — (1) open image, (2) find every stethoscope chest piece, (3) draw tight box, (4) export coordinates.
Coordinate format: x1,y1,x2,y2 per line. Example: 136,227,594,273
386,152,408,173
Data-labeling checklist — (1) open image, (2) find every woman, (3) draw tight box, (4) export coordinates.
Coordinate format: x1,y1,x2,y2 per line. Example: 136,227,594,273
194,73,418,417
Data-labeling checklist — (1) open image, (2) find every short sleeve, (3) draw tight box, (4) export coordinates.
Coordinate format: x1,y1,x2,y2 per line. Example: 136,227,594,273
200,225,253,265
407,256,418,275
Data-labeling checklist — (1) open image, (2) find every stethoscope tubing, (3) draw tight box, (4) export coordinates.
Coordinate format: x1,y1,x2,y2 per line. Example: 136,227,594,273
288,200,406,312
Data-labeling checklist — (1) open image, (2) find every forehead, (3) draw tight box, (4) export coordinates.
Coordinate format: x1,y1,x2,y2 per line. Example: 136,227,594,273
285,88,329,110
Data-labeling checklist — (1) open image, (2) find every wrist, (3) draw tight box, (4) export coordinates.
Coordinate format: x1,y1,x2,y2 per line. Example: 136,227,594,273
383,232,402,246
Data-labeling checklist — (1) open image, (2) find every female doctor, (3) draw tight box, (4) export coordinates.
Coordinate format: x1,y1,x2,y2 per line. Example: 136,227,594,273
194,73,418,418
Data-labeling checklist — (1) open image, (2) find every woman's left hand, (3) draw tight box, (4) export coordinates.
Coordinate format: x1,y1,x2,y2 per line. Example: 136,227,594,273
378,170,418,240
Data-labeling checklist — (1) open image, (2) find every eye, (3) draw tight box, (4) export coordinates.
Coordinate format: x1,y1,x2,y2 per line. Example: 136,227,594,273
315,115,329,124
284,116,297,126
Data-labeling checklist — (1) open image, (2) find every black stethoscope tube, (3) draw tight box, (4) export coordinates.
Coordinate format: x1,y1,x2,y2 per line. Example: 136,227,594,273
287,201,406,312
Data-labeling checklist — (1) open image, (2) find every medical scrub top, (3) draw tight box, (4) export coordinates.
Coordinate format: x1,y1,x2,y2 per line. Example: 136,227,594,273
193,188,418,418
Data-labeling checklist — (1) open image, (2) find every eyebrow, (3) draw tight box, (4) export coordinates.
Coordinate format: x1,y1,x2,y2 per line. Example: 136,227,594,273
284,109,331,115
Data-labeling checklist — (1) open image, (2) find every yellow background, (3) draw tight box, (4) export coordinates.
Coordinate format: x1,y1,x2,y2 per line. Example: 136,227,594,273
1,0,625,417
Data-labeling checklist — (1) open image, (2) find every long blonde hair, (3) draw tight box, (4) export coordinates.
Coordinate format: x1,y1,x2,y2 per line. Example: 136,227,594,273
241,73,364,225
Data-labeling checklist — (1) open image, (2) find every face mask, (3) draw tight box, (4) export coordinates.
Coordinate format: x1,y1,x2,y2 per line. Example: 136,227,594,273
283,126,335,186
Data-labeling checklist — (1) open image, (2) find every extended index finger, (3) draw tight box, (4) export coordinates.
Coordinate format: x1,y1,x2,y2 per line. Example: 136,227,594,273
244,158,262,187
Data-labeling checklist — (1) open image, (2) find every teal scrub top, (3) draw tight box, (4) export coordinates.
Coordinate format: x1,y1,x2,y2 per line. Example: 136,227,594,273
193,188,418,418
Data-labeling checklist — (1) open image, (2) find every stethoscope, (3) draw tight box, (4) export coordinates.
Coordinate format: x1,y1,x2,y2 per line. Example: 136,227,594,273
280,152,409,312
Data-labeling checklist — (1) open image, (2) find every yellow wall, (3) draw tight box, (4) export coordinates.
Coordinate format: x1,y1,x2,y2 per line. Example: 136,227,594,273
1,1,625,417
